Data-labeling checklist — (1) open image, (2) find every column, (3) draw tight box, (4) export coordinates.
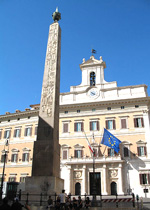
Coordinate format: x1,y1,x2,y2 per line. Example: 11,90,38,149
118,163,124,194
68,165,72,194
103,164,108,195
82,165,86,195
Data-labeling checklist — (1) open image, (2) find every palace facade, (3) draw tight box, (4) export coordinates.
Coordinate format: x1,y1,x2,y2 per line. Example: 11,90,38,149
0,55,150,197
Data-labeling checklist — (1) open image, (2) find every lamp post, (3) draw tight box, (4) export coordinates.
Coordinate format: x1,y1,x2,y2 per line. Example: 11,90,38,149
0,139,9,200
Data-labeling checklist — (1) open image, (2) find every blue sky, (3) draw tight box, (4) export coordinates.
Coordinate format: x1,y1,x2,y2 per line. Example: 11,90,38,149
0,0,150,115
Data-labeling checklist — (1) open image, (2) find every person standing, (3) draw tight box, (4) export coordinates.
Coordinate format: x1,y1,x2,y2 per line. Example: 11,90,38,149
59,189,67,209
11,197,23,210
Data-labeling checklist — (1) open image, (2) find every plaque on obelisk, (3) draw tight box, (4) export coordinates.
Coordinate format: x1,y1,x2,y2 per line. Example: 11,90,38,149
24,8,64,195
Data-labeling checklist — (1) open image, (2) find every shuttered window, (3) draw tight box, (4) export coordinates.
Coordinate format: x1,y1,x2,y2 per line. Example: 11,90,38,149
74,122,83,132
137,146,147,156
4,130,11,139
63,123,68,133
11,154,18,163
22,153,29,162
35,126,38,135
106,120,116,130
62,150,67,159
134,118,144,128
74,150,83,158
124,147,129,157
14,129,21,138
90,121,99,131
121,119,127,129
108,148,115,157
24,127,32,136
0,130,2,139
139,174,150,185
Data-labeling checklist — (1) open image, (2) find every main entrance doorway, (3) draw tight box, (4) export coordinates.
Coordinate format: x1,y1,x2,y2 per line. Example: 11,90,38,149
111,182,117,195
75,182,81,195
90,172,101,195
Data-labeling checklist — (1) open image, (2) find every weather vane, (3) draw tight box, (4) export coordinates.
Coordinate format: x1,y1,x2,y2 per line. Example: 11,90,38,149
52,7,61,22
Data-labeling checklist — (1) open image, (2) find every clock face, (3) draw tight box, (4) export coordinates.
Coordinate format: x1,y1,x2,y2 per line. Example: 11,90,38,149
88,88,99,99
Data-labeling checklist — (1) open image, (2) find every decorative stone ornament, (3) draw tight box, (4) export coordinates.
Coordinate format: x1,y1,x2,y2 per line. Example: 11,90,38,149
52,7,61,22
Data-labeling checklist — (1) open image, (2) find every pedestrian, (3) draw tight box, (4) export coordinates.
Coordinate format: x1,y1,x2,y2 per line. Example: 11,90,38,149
11,197,23,210
72,197,77,210
0,197,11,210
59,189,67,209
55,196,61,210
84,197,91,208
77,196,82,209
47,195,53,208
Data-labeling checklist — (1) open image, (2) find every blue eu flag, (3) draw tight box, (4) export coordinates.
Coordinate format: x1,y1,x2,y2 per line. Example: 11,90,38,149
101,128,121,153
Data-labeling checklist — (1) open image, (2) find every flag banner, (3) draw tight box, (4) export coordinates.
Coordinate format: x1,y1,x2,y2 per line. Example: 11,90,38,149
101,128,121,153
91,49,96,54
84,131,94,154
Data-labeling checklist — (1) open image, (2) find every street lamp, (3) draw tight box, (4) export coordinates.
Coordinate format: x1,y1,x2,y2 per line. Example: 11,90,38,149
0,139,9,200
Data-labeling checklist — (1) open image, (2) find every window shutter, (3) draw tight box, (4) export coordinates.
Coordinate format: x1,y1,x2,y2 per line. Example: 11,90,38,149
137,147,140,156
90,122,92,131
11,154,14,162
14,129,16,137
27,153,29,161
0,131,1,139
81,150,83,157
64,124,68,133
74,123,77,132
35,127,37,135
106,120,108,129
4,131,6,138
24,128,27,136
63,150,67,159
108,148,110,156
113,120,116,130
144,146,147,156
30,127,32,136
74,150,77,158
81,122,83,132
121,119,126,129
141,118,144,127
16,154,18,162
134,118,137,127
139,174,142,184
19,129,21,137
97,121,99,131
22,153,25,162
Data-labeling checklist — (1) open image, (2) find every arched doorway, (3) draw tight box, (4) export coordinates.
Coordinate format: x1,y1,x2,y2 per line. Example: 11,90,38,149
111,182,117,195
75,182,81,195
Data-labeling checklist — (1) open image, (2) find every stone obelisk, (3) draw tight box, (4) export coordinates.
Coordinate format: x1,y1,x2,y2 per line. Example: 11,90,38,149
25,8,64,195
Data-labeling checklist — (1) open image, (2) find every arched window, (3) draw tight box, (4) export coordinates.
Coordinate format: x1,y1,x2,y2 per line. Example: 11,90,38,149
90,72,96,86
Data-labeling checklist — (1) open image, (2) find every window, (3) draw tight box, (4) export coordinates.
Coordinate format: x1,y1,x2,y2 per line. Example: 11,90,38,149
74,150,83,158
77,110,80,113
9,177,16,182
4,130,11,139
63,123,69,133
1,154,7,163
20,177,26,183
64,111,68,114
121,106,125,109
108,148,116,157
90,121,99,131
134,117,144,128
24,127,32,136
135,105,139,108
14,128,21,138
11,154,18,163
137,146,147,156
139,174,150,185
22,153,29,162
106,120,116,130
74,122,83,132
107,107,111,111
62,150,68,159
121,119,127,129
90,72,96,86
92,109,96,112
93,148,98,157
124,147,129,157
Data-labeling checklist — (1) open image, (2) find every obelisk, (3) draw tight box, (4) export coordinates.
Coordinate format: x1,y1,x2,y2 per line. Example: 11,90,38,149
25,8,64,195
